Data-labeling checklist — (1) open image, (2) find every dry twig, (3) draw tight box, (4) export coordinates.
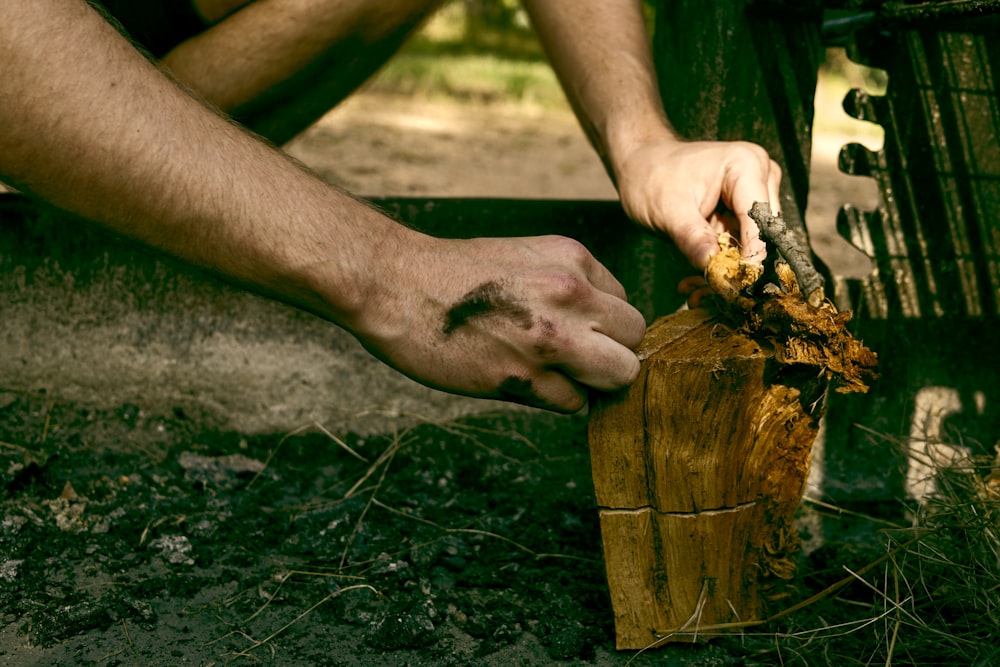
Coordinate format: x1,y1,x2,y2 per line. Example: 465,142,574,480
748,201,825,307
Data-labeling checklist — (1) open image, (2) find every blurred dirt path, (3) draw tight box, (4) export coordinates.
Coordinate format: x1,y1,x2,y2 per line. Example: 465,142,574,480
285,92,617,200
286,90,877,278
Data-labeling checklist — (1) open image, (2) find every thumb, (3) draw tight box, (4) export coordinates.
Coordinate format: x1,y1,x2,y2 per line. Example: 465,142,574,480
670,214,721,271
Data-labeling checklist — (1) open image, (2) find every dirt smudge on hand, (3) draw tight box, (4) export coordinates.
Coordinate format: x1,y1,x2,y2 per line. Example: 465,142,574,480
497,376,539,404
443,280,533,335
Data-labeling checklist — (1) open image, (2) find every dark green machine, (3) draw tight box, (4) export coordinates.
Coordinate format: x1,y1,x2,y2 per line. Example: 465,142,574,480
652,0,1000,503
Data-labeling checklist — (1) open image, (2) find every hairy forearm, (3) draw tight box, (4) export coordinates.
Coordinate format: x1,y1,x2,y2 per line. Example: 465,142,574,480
522,0,675,179
524,0,780,270
0,0,401,326
0,0,652,411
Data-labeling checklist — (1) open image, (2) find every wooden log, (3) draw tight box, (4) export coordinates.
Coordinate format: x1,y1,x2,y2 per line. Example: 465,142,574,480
588,307,827,649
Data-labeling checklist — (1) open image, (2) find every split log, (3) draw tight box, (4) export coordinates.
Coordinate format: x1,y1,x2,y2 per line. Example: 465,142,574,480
588,230,877,649
589,308,822,648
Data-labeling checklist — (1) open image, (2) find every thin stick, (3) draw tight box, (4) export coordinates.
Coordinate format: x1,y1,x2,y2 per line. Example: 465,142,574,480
749,201,825,307
370,498,600,565
227,584,378,660
312,420,368,463
246,423,311,489
0,440,28,451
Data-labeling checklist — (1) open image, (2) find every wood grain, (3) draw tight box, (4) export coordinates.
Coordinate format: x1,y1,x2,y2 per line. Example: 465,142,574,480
589,308,825,649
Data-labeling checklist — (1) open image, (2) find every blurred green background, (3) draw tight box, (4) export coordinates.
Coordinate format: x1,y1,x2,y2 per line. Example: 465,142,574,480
368,0,655,108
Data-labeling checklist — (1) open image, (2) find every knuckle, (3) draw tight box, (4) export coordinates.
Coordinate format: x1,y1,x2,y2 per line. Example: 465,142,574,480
735,140,769,160
547,235,592,264
543,269,590,303
729,141,772,172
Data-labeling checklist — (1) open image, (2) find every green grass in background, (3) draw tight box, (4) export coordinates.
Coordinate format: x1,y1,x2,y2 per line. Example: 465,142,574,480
369,53,566,108
366,1,567,108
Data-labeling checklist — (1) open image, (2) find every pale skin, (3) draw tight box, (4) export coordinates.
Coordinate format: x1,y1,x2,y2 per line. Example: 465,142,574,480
0,0,781,412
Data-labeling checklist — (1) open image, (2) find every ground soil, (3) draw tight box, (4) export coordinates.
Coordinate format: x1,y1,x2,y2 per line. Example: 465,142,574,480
1,91,884,666
3,401,781,667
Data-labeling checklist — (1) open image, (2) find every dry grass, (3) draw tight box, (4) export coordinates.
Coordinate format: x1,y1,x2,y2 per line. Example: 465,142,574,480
760,434,1000,666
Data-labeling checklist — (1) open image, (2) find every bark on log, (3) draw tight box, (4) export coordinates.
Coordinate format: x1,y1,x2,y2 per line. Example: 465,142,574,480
588,308,827,649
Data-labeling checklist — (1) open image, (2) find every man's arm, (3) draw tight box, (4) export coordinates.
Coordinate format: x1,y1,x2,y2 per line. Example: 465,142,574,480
522,0,782,270
0,0,646,412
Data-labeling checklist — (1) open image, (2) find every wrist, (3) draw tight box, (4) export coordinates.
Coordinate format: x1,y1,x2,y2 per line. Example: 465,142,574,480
604,109,680,183
299,210,430,340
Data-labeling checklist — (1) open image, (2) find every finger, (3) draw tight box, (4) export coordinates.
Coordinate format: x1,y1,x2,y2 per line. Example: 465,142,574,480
732,193,766,264
575,245,629,301
735,193,773,264
710,208,740,241
513,289,643,393
496,370,588,414
741,160,781,264
686,285,714,309
722,145,776,264
499,300,643,408
588,289,647,350
678,276,714,307
768,160,783,212
493,282,644,396
535,242,645,349
670,213,723,271
741,215,768,265
554,330,642,392
678,275,707,295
